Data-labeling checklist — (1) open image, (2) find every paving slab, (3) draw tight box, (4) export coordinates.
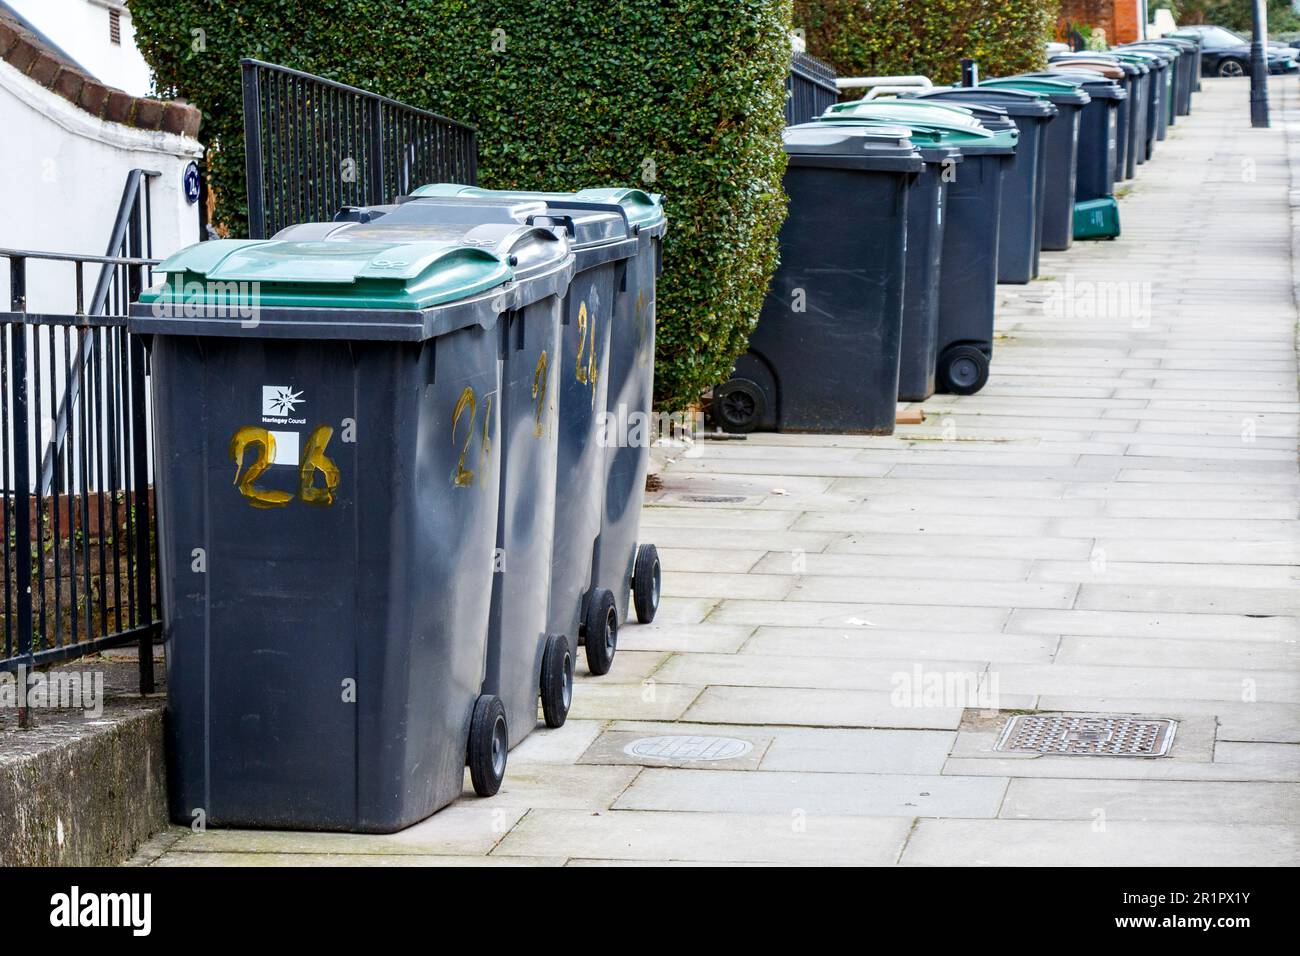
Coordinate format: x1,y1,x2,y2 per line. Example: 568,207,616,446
492,809,914,864
899,819,1299,866
1000,779,1300,824
613,767,1007,817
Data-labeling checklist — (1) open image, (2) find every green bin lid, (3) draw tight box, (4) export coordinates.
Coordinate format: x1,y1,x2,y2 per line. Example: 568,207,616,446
138,236,522,311
410,183,666,231
979,76,1092,106
1108,53,1153,73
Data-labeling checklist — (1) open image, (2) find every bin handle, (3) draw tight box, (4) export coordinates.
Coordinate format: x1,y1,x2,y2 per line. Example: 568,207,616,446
526,200,637,236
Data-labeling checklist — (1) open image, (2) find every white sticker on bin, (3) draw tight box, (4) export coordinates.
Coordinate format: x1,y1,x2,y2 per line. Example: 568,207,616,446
268,430,300,466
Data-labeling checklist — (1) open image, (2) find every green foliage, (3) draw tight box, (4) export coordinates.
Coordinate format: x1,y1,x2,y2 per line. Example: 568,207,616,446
128,0,792,411
794,0,1055,84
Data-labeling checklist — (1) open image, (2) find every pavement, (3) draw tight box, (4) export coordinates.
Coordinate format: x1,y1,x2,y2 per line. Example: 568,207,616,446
134,76,1300,867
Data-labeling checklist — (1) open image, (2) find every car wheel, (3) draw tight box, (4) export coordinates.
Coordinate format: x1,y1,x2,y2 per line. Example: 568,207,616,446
1218,58,1246,78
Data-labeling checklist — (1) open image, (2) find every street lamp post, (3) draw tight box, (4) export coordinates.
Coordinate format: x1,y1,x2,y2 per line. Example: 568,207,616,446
1250,0,1270,128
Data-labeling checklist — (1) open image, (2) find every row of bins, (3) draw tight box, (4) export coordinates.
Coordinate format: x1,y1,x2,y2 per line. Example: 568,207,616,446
710,35,1201,435
130,188,667,832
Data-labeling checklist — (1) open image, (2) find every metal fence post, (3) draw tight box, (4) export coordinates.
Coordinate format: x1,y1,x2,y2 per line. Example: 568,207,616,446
367,97,386,206
9,257,32,726
242,62,267,238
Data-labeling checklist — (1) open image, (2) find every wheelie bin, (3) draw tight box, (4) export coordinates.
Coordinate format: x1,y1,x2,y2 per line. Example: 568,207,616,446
903,86,1057,282
1110,53,1154,177
1142,38,1196,117
884,126,959,403
1167,33,1204,94
711,123,922,431
1048,56,1141,183
979,77,1090,251
338,183,664,668
1023,71,1126,204
1129,44,1182,127
820,101,1018,394
130,223,575,830
1034,71,1125,240
1119,45,1173,144
276,199,626,745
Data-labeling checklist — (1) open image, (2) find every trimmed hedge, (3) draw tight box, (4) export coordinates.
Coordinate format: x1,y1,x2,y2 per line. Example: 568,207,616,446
129,0,792,412
794,0,1055,86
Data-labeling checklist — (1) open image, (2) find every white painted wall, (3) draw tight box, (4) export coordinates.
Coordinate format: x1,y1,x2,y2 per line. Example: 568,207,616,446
0,58,201,492
0,57,201,308
6,0,153,96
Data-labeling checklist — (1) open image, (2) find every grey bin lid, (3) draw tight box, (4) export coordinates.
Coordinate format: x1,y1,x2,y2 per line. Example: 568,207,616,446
272,220,574,282
278,198,633,253
906,87,1058,119
783,123,925,172
1049,55,1144,78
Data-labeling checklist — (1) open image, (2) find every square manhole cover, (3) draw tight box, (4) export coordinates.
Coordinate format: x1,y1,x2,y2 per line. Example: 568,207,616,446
994,714,1177,757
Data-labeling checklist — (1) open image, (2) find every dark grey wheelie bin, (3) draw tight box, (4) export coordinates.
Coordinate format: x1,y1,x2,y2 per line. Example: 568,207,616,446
1048,56,1143,183
1111,53,1154,177
711,123,922,431
131,226,573,830
1120,45,1172,144
881,127,959,403
408,184,669,637
278,206,592,751
320,186,666,675
1142,38,1195,118
905,86,1056,283
819,101,1018,394
980,77,1090,252
816,104,960,402
1025,71,1125,204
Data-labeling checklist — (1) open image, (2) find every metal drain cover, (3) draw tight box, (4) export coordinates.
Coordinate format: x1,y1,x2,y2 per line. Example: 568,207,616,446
994,714,1177,757
624,735,753,762
681,494,746,504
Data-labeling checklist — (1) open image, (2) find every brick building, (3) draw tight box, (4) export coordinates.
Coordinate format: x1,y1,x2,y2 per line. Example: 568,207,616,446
1058,0,1146,45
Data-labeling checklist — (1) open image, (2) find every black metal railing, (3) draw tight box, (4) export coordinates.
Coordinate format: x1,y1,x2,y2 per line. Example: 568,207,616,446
786,50,839,125
241,58,479,239
1,173,160,720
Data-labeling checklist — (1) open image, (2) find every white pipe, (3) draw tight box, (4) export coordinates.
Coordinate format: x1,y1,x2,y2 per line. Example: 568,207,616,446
862,86,932,99
835,75,932,90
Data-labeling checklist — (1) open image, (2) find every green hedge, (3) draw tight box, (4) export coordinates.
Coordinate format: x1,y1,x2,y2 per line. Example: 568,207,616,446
794,0,1054,85
129,0,792,412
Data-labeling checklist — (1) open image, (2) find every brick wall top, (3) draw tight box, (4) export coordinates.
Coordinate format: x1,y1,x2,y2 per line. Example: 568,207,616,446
0,10,200,139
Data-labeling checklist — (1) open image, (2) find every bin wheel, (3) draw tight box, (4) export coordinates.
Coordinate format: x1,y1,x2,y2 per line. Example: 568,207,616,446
540,634,574,729
467,694,508,797
633,543,661,624
583,588,618,676
711,379,764,433
937,345,990,395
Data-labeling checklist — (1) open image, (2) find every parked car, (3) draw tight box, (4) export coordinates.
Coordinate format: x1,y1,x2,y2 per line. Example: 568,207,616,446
1169,25,1300,76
